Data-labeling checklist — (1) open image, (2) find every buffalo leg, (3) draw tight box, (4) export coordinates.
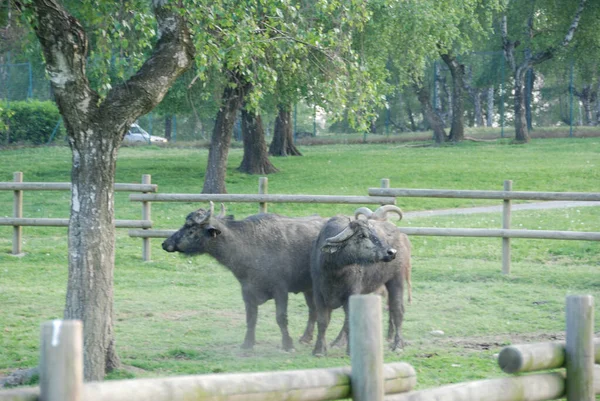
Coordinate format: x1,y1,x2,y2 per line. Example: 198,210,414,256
330,321,348,348
242,300,258,349
385,277,405,350
313,306,331,356
274,291,295,351
299,290,316,344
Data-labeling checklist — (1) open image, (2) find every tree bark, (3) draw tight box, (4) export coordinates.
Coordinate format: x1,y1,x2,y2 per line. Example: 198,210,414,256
415,83,447,144
525,69,535,130
575,84,595,126
29,0,194,381
202,73,249,193
238,105,279,174
440,53,465,141
513,67,530,142
165,115,172,141
269,106,302,156
486,87,494,127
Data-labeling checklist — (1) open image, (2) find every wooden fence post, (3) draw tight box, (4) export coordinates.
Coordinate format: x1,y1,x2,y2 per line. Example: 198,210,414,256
381,178,390,190
141,174,152,261
12,172,23,255
502,180,512,275
565,295,594,401
40,320,83,401
258,177,268,213
350,294,384,401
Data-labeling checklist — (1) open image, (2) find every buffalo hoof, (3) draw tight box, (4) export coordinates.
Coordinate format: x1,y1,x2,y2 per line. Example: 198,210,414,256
299,334,313,344
240,341,255,350
390,337,404,352
330,335,347,349
282,339,295,352
312,345,327,357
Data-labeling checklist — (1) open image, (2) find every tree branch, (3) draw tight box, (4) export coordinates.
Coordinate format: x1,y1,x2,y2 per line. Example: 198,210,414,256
101,1,195,125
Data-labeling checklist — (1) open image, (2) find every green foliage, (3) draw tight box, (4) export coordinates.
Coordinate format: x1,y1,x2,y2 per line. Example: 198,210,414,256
0,138,599,388
0,101,63,144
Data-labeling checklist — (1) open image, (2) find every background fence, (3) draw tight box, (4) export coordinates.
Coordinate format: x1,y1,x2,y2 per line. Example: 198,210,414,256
1,53,596,145
2,173,600,274
0,294,597,401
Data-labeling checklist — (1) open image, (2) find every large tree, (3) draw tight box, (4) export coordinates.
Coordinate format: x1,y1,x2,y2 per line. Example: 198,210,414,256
501,0,587,142
194,0,370,193
26,0,194,380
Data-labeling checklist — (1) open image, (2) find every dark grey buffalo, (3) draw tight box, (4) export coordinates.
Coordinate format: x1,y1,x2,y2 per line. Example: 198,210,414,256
162,202,326,351
311,208,409,356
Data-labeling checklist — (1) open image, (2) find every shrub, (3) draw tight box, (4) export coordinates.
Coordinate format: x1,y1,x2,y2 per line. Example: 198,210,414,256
0,100,64,145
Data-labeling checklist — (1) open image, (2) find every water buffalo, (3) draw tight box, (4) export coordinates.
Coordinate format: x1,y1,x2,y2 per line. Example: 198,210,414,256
162,202,326,351
310,215,403,356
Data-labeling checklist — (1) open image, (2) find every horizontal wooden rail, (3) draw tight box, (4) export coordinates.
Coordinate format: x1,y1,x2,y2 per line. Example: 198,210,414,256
0,182,157,192
498,339,600,374
0,356,415,401
0,218,152,229
397,227,600,241
385,366,600,401
129,229,175,238
129,193,396,205
129,227,600,241
369,188,600,202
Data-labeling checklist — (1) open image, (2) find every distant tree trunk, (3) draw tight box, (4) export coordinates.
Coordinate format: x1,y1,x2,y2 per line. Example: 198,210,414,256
486,87,494,127
464,66,484,127
269,106,302,156
238,105,279,174
440,53,465,142
202,73,249,193
575,84,595,126
165,115,172,141
525,68,535,130
513,67,530,142
415,83,447,144
501,1,585,143
29,0,194,381
406,101,417,131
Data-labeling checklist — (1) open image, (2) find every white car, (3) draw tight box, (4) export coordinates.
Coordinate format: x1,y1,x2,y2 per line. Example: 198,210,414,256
124,124,168,144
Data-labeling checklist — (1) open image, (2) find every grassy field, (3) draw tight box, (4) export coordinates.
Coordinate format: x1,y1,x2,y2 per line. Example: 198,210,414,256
0,135,599,390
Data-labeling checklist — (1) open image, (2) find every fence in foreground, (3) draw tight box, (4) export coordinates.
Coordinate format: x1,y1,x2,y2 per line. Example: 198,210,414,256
0,295,598,401
2,173,599,274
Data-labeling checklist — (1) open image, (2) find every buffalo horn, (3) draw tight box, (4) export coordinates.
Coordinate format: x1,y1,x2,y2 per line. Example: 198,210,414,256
217,203,226,219
325,224,356,244
373,205,403,221
354,207,374,220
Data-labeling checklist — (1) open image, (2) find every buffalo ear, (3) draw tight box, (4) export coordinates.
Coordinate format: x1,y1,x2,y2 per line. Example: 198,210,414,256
321,243,340,254
206,226,222,238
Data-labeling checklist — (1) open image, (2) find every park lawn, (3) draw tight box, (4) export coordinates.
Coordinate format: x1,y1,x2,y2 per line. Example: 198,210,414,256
0,136,599,389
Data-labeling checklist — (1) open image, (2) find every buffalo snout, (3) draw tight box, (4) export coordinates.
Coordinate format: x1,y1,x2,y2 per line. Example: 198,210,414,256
162,239,177,252
383,247,397,262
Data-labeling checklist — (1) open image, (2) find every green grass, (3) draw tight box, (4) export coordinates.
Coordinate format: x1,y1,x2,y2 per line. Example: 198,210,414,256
0,137,599,390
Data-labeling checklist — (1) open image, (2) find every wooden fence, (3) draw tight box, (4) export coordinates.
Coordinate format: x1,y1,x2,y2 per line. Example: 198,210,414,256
0,295,598,401
0,295,417,401
0,172,156,255
2,173,599,274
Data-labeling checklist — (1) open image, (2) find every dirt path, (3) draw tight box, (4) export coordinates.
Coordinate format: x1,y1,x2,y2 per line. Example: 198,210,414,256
403,201,600,220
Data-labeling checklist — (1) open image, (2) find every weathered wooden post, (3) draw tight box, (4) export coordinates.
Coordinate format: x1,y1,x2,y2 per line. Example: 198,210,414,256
381,178,390,190
350,294,384,401
141,174,152,261
258,177,268,213
502,180,512,275
40,320,83,401
565,295,594,401
12,171,23,255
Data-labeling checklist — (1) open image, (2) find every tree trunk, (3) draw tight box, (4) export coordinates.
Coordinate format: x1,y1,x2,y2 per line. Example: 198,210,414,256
440,53,465,142
473,90,484,127
202,74,249,193
165,115,172,141
575,84,595,126
269,106,302,156
513,67,530,143
415,83,447,144
65,130,121,378
29,0,194,381
525,68,534,130
486,87,494,127
406,100,417,132
238,106,279,174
